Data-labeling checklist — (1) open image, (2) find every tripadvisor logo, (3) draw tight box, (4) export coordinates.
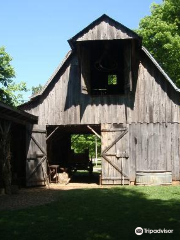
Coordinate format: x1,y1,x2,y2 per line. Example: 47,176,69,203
135,227,143,235
135,227,174,235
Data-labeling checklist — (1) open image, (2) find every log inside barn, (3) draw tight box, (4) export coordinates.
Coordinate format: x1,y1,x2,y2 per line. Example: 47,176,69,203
20,14,180,186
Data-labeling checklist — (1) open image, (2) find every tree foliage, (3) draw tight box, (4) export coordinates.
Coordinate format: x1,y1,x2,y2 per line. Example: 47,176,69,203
137,0,180,87
32,84,43,95
108,75,117,85
0,47,28,106
71,134,101,158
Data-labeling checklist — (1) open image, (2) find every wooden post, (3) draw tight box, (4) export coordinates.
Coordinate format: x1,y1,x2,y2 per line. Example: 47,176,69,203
0,119,12,194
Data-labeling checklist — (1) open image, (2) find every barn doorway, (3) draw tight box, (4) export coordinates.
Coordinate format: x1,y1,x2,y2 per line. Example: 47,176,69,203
46,124,101,185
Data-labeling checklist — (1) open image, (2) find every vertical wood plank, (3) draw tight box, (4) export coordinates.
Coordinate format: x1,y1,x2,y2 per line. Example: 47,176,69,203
147,123,153,170
160,123,166,170
143,68,149,123
101,124,109,184
159,74,166,123
166,84,172,123
136,123,142,170
141,123,148,171
166,123,172,171
172,123,179,180
129,124,136,181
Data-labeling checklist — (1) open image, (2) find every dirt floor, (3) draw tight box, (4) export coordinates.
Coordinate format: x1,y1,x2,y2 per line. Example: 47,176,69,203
0,172,103,211
0,183,102,211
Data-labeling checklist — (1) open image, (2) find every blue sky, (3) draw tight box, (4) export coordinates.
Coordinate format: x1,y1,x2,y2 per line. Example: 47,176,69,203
0,0,162,101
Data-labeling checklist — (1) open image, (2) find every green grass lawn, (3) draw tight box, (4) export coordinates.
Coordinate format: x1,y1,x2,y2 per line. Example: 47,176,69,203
0,186,180,240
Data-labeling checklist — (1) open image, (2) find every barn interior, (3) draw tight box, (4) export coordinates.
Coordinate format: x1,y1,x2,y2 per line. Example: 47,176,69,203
0,101,38,191
0,121,27,190
46,124,101,184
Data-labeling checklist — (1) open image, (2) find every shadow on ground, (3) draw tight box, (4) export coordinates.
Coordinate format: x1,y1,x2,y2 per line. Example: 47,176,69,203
0,186,180,240
70,171,100,184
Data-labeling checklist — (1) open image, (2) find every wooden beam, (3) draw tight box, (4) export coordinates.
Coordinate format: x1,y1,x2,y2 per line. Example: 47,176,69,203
0,119,11,135
102,154,129,179
26,156,46,182
0,112,27,125
27,130,46,155
87,125,101,139
103,129,128,153
46,126,59,141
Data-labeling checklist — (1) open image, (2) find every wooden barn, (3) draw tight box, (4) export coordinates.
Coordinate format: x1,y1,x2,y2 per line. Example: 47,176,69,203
20,14,180,186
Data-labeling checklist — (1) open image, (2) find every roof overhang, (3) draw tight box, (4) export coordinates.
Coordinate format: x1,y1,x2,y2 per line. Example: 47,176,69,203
0,101,38,125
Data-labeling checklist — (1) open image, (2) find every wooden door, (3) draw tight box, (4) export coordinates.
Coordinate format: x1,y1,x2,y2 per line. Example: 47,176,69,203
26,125,47,186
101,123,130,185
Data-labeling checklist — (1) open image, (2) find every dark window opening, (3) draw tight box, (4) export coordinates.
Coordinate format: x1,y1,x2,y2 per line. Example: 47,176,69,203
78,39,134,95
88,40,125,95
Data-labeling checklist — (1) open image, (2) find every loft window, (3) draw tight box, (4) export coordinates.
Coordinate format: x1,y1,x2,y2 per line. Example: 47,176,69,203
90,40,124,95
78,39,133,95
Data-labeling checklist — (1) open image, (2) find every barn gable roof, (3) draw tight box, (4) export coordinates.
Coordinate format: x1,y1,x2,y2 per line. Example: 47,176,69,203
20,15,180,107
68,14,142,48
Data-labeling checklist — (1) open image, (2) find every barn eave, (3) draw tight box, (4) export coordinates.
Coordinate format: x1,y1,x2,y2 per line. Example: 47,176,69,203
0,101,38,125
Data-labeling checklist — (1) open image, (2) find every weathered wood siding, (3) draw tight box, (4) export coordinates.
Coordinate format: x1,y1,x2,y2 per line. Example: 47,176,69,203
129,123,180,181
101,123,180,182
22,50,180,125
101,123,130,185
76,20,136,41
26,125,47,186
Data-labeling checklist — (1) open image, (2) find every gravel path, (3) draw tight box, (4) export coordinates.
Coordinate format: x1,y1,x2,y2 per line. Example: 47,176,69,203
0,187,60,210
0,183,101,211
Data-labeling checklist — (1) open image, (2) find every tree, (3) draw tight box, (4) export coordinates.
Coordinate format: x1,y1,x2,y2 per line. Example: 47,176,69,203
31,84,43,95
71,134,101,158
137,0,180,87
0,46,28,106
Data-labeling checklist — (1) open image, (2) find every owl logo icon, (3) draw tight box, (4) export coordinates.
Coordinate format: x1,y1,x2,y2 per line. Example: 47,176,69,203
135,227,143,235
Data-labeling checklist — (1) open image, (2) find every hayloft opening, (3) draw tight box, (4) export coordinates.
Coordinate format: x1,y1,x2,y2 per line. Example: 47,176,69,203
77,39,133,95
46,125,101,184
90,40,124,95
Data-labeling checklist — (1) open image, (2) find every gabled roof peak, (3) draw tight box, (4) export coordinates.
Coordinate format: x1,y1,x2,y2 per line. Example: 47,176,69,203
68,14,142,49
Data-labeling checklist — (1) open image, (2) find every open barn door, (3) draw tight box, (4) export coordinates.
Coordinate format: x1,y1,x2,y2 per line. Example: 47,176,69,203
101,123,130,185
26,125,47,186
